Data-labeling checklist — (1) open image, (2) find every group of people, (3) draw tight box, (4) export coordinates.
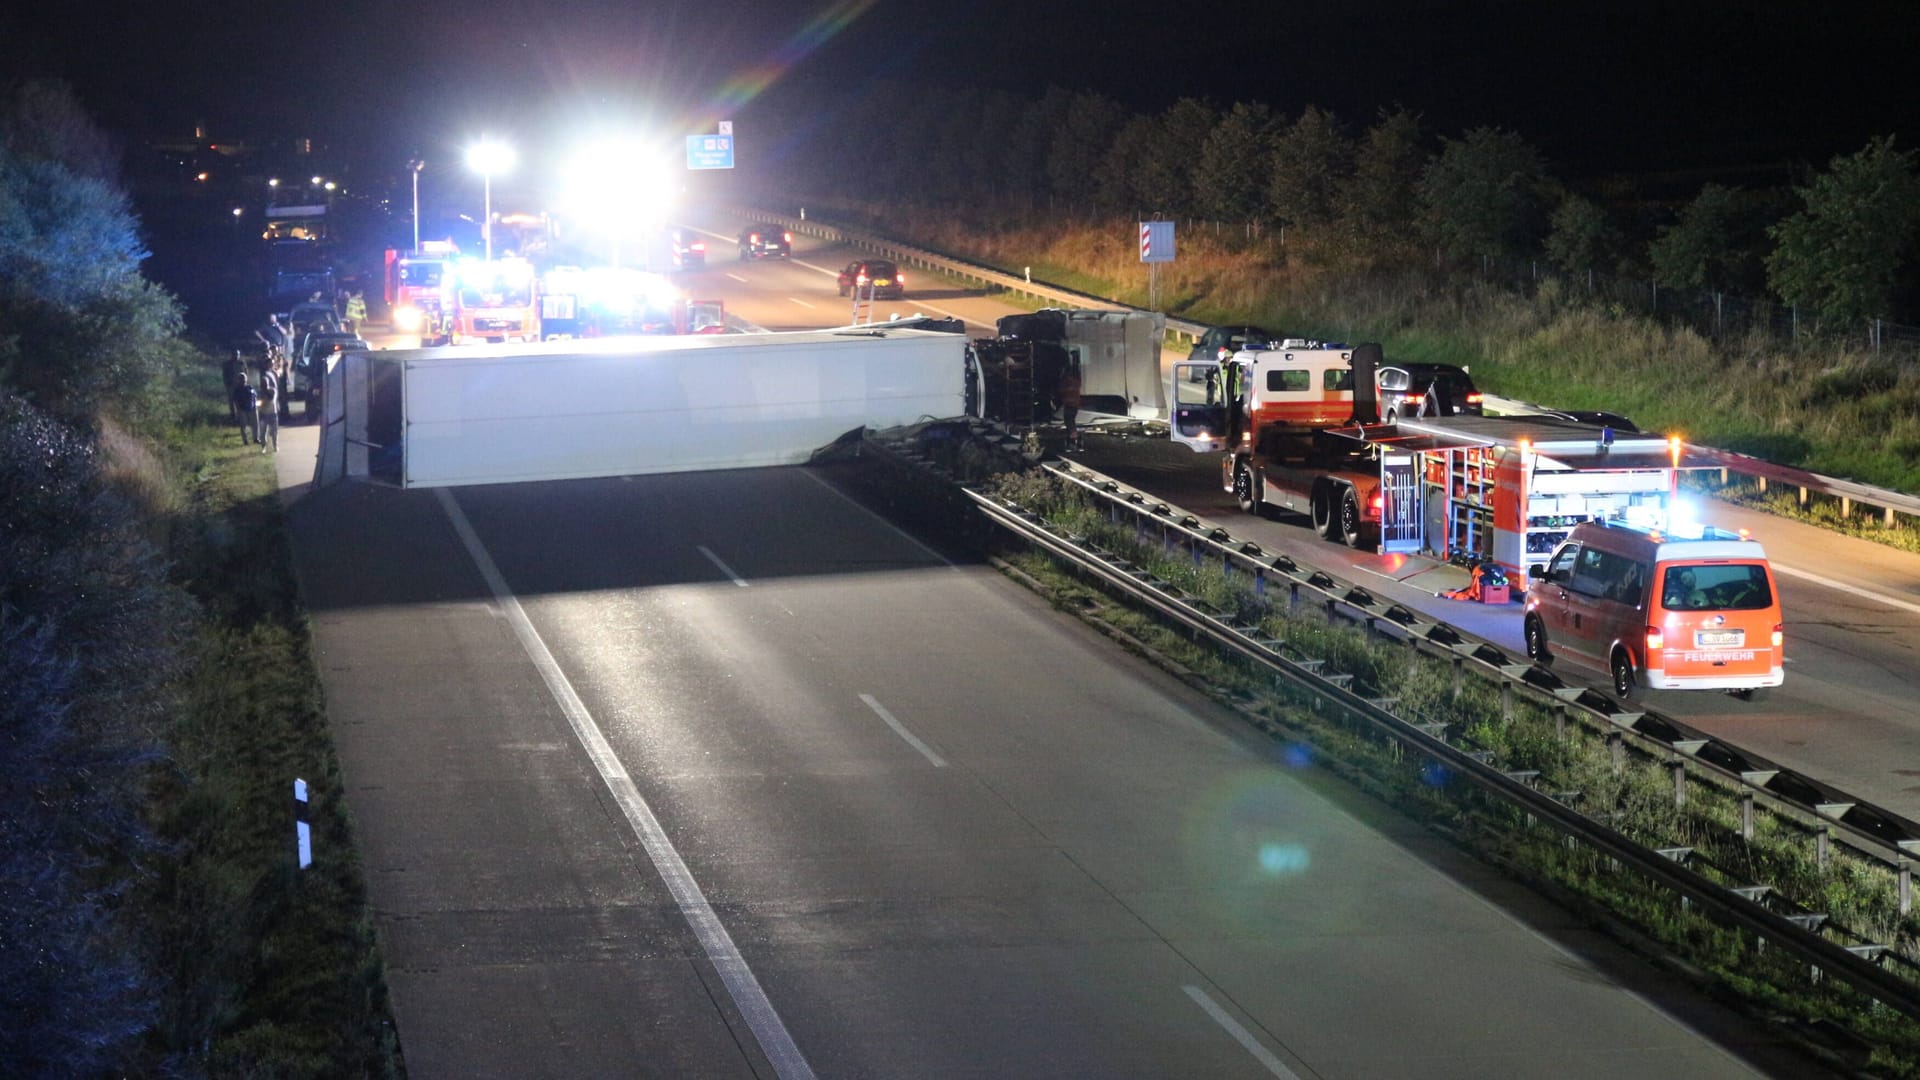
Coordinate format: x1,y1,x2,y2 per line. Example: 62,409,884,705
223,337,292,453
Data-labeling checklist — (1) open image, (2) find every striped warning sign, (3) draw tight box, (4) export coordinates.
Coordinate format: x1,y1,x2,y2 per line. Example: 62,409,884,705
1139,220,1175,264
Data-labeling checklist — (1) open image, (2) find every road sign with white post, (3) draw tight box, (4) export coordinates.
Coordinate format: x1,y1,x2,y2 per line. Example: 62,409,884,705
1140,220,1175,310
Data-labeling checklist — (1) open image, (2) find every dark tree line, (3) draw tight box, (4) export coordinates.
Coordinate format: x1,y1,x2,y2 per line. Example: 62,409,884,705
755,81,1920,324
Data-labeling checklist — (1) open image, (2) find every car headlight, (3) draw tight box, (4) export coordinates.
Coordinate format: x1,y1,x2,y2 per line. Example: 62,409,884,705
395,305,423,331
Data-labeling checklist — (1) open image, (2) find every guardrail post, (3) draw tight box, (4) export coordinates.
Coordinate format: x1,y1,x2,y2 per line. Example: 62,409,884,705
1887,506,1897,528
1671,760,1687,807
1554,706,1566,741
1451,656,1464,696
1742,793,1755,840
1900,863,1911,917
1758,476,1768,493
1609,731,1625,771
1817,828,1830,869
1364,616,1376,643
1841,496,1852,519
1501,682,1512,721
1288,581,1299,614
1254,568,1266,597
1799,485,1809,508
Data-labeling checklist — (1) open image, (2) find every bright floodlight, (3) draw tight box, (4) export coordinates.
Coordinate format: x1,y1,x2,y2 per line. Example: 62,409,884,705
466,138,516,260
563,137,676,268
466,139,516,177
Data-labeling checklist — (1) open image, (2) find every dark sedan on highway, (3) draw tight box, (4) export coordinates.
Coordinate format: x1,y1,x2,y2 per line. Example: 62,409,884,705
738,225,792,259
837,259,905,300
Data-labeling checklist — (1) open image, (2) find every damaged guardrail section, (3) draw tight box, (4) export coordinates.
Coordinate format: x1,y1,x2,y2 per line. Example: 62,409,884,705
854,422,1920,1067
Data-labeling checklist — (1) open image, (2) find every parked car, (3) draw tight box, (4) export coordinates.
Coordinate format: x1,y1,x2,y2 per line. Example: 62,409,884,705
1187,324,1279,364
837,259,905,300
738,225,791,259
1375,362,1484,422
293,333,369,420
670,229,707,269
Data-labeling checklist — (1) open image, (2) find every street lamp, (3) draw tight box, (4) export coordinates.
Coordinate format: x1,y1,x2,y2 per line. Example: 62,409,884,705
465,138,515,261
409,159,425,252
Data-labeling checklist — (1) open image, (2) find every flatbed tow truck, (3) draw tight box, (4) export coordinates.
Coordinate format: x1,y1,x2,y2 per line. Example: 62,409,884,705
1170,341,1720,589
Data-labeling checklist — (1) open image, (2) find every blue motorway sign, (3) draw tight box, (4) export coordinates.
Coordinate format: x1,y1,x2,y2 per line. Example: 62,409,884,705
687,134,735,170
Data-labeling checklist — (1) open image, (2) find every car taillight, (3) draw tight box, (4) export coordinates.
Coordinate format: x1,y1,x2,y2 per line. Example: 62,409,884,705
1369,494,1383,514
1771,623,1783,648
896,272,906,285
783,231,793,242
749,233,760,243
1645,625,1664,650
1466,392,1484,404
691,242,704,252
857,274,869,285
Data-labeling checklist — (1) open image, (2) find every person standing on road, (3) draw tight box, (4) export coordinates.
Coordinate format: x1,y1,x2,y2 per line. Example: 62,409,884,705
345,289,367,334
272,349,294,422
222,349,245,420
1057,360,1084,450
255,364,280,453
231,369,257,445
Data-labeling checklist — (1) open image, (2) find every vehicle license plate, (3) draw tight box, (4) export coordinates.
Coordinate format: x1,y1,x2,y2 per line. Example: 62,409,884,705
1694,629,1744,648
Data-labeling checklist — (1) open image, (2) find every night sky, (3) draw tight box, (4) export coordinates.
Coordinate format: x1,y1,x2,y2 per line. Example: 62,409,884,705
8,1,1918,187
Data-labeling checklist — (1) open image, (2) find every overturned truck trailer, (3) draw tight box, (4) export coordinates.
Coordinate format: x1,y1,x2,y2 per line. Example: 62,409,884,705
314,328,968,489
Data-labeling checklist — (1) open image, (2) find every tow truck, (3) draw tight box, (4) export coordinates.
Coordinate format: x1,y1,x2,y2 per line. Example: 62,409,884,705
1171,341,1705,587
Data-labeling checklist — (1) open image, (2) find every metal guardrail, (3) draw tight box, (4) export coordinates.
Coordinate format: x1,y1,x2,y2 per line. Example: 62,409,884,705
737,208,1210,342
749,205,1920,527
864,431,1920,1019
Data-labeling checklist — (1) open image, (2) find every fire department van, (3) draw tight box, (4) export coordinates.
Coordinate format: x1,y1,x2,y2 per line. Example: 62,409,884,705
1524,520,1784,701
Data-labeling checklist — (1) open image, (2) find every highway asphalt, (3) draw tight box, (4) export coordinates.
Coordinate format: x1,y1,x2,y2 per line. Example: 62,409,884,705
663,212,1920,823
273,412,1820,1075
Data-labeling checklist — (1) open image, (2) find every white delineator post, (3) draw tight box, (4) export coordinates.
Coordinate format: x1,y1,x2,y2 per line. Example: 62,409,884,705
294,778,312,869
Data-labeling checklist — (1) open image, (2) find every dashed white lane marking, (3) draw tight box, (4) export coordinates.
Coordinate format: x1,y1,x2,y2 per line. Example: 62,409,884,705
436,488,814,1080
859,694,947,767
1183,985,1301,1079
788,297,817,309
698,544,750,587
725,272,749,283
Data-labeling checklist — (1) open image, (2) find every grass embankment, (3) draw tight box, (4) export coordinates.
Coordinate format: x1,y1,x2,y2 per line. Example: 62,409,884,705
872,204,1920,514
117,364,399,1075
849,428,1920,1075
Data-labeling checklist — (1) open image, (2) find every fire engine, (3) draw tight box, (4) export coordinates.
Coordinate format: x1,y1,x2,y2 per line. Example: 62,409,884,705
448,257,541,344
537,267,725,339
384,241,459,343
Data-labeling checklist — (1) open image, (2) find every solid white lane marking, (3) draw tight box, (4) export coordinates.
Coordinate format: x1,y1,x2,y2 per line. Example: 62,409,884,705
796,468,956,569
859,694,947,767
436,488,814,1080
1183,985,1301,1079
698,545,750,587
787,297,817,309
1773,562,1920,617
725,272,749,283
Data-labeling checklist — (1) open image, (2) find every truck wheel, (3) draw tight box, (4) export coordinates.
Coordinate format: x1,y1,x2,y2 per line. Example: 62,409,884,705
1234,463,1263,515
1731,687,1769,703
1339,489,1365,548
1611,649,1640,700
1311,486,1336,539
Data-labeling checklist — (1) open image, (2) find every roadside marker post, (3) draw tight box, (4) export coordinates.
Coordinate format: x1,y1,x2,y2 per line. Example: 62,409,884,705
294,778,312,869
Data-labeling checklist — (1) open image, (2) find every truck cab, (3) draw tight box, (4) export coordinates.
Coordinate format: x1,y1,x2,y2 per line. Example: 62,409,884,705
1171,340,1358,454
